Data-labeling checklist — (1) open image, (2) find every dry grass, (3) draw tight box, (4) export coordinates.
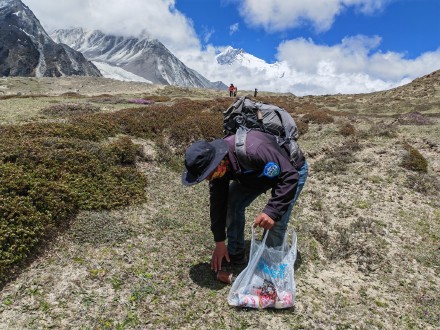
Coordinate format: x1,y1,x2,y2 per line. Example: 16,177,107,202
0,76,439,330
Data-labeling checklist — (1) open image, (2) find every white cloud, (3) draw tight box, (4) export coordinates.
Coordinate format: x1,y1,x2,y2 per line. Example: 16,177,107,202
181,35,440,96
238,0,394,32
276,35,440,81
202,26,215,43
229,23,239,35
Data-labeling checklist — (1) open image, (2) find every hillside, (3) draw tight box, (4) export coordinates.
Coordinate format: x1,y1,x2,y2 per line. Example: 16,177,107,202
0,73,439,329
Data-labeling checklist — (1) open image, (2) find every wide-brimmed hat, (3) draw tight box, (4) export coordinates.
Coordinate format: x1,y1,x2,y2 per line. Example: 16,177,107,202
182,139,228,186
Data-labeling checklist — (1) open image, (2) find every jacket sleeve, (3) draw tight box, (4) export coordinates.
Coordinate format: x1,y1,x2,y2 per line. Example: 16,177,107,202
253,142,299,221
209,178,229,242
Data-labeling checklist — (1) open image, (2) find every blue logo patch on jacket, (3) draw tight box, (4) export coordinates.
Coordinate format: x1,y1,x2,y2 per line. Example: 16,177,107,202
259,162,280,179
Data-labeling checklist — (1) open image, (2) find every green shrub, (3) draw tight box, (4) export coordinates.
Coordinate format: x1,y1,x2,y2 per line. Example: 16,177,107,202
0,122,108,142
59,92,84,98
106,136,140,166
302,110,334,124
28,180,78,225
295,118,309,136
62,166,147,210
0,195,48,277
109,106,185,139
169,113,223,151
0,94,48,100
142,95,172,102
339,122,356,136
0,120,148,284
211,97,234,112
401,143,428,173
69,113,119,139
0,163,31,196
41,103,101,117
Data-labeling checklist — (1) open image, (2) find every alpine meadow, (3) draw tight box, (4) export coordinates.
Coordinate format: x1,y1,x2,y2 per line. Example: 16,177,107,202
0,72,439,329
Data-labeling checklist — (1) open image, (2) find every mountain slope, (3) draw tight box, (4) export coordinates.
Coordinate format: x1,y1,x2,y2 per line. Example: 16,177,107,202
52,28,226,89
0,73,439,329
0,0,101,77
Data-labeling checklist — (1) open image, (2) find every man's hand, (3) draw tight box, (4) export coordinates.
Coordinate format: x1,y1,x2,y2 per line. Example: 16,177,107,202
253,213,275,230
211,241,230,272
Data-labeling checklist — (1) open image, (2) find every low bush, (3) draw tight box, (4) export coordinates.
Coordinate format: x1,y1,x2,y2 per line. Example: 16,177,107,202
127,99,154,105
210,97,234,112
0,122,109,142
339,122,356,136
294,118,309,136
397,111,433,125
0,163,31,196
401,143,428,173
0,94,48,100
302,110,334,124
105,136,141,166
41,102,101,117
0,195,48,273
108,106,186,140
59,92,84,98
142,95,172,102
87,95,127,104
169,113,223,150
0,121,148,284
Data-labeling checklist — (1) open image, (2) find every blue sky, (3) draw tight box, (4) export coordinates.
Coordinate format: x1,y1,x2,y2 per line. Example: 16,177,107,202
175,0,440,63
23,0,440,95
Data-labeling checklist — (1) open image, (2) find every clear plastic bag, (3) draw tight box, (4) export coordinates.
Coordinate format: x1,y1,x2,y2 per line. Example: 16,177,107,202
227,227,297,309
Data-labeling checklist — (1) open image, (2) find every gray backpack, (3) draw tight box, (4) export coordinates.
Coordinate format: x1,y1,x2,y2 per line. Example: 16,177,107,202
223,96,300,169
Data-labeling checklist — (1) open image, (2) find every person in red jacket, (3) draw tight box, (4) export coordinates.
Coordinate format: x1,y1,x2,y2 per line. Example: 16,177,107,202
182,130,308,272
229,84,235,97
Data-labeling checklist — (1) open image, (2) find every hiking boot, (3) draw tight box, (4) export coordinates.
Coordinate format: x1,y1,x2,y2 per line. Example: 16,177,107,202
229,252,248,265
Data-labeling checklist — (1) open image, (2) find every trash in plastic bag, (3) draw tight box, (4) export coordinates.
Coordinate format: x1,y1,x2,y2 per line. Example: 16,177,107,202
227,227,297,309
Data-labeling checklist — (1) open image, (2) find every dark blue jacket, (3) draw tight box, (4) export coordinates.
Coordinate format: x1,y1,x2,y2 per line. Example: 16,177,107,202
209,130,305,242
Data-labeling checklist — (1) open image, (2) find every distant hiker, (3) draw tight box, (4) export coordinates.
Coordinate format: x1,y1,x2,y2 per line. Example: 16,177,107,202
229,84,235,97
233,86,238,97
254,88,258,97
182,131,308,272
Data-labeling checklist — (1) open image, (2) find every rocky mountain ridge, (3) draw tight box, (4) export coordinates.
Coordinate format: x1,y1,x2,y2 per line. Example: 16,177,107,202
0,0,101,77
51,28,227,90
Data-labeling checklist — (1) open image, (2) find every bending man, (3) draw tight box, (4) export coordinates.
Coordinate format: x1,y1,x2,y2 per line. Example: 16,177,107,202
182,130,308,272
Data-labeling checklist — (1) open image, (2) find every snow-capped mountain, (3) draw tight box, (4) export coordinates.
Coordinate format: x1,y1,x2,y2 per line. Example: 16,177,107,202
216,46,290,78
0,0,101,77
51,28,226,89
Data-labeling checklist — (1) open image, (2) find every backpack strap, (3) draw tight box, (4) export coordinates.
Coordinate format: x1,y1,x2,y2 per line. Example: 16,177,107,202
235,126,254,171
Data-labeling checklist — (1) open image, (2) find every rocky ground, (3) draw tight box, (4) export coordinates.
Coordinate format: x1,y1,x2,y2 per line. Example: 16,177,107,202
0,75,439,329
